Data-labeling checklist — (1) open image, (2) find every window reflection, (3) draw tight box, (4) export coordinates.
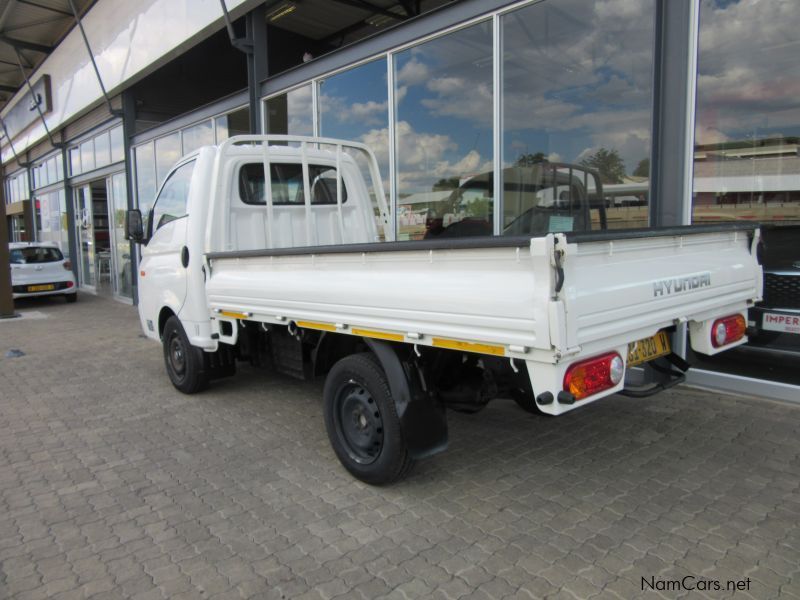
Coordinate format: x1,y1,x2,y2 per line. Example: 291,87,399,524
95,132,111,168
155,132,181,187
395,21,494,240
319,59,390,237
215,106,250,142
182,120,214,154
266,85,313,135
690,0,800,385
35,188,68,257
502,0,655,231
134,142,157,227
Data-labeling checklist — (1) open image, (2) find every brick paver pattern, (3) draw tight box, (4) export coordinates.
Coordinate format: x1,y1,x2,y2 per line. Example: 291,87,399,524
0,294,798,599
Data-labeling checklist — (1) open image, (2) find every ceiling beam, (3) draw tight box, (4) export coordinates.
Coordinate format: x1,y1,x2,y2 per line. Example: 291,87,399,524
327,0,405,21
15,0,73,17
0,33,54,52
397,1,419,17
0,83,17,93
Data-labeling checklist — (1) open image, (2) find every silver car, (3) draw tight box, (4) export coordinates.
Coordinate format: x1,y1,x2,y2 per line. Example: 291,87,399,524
9,242,78,303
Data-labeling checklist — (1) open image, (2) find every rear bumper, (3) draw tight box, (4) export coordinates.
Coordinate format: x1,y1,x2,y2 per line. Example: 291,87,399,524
12,280,77,299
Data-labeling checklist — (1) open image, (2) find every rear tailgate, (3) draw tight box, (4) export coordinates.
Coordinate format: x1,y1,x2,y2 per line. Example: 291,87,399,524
554,223,762,358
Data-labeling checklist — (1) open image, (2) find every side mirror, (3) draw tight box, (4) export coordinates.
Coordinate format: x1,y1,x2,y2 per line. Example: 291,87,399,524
125,209,144,243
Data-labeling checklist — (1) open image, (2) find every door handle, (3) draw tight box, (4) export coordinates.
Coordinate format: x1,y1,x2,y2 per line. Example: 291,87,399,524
181,246,189,268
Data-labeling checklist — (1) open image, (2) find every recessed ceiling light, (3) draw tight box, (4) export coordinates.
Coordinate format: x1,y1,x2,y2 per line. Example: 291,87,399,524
268,2,296,22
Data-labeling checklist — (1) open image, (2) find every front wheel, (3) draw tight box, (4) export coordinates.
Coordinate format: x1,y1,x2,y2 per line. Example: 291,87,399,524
323,353,414,485
162,316,208,394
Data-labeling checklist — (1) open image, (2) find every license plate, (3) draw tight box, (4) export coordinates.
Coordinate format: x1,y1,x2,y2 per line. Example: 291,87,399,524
627,331,671,367
762,312,800,334
27,284,56,292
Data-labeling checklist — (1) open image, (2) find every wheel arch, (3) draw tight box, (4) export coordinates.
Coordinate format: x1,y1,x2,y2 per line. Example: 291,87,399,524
158,306,176,339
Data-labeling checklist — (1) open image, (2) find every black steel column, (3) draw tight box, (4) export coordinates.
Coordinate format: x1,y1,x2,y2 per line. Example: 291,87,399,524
0,179,16,318
61,142,79,283
246,4,268,133
121,90,139,304
649,0,699,228
647,0,700,370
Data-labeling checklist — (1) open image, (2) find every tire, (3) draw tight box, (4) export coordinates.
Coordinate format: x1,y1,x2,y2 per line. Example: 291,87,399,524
162,316,208,394
323,353,414,485
65,293,77,303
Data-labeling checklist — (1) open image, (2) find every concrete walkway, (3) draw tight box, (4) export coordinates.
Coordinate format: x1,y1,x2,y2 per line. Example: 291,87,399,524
1,293,798,599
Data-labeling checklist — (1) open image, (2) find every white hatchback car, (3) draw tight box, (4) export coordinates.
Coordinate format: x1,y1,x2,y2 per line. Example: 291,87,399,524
9,242,77,302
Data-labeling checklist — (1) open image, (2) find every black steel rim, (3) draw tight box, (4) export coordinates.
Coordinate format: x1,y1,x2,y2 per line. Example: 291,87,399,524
168,333,186,379
334,379,383,465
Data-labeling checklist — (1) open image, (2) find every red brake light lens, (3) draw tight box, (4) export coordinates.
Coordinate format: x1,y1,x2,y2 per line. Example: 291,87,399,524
711,314,746,348
563,352,624,401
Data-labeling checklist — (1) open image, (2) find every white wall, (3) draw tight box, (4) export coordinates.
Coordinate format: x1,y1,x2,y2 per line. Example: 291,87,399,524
1,0,260,163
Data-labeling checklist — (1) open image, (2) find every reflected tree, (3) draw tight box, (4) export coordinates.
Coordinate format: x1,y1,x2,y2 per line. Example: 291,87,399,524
515,152,547,166
580,148,626,184
633,158,650,178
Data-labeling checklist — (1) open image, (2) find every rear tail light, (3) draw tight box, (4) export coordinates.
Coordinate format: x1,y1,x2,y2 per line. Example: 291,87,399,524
65,281,74,288
711,314,746,348
563,352,624,401
63,260,72,270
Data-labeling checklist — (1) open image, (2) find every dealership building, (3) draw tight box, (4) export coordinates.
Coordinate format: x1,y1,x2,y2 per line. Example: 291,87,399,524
1,0,798,400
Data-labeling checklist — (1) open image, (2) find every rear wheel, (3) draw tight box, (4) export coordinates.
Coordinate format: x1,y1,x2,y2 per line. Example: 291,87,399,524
323,353,414,485
162,316,208,393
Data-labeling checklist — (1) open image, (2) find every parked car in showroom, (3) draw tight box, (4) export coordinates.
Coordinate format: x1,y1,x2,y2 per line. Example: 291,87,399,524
748,224,799,348
9,242,77,303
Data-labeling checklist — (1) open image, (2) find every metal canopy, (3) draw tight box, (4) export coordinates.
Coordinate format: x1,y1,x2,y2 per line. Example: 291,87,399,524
0,0,94,113
265,0,452,50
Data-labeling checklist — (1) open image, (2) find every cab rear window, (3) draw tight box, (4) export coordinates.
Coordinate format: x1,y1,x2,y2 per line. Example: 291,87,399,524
239,163,348,205
10,247,64,264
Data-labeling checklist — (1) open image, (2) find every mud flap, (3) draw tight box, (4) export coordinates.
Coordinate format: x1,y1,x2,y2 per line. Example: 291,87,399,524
364,338,448,459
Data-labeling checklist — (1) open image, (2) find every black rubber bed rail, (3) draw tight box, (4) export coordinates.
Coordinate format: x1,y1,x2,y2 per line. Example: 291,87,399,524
206,222,759,261
564,221,759,244
206,235,534,260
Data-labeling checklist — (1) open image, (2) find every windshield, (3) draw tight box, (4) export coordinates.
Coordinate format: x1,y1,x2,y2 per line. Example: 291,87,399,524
10,247,64,264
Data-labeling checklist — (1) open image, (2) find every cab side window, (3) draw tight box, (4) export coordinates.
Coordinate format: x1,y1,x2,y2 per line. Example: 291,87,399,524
152,160,195,233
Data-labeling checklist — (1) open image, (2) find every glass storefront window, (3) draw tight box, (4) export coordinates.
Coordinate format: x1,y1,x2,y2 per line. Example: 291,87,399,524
502,0,655,232
80,140,95,173
111,172,132,299
182,119,214,154
134,142,157,227
394,21,494,240
319,59,390,236
110,125,124,163
215,107,250,142
689,0,800,385
266,85,313,135
95,131,111,168
69,147,81,176
155,132,181,187
35,188,68,256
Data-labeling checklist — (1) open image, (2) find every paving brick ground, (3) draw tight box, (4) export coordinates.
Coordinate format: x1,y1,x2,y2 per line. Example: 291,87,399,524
0,292,798,600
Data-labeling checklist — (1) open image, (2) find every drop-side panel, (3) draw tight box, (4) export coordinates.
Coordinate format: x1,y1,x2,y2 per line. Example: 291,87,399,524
205,245,550,351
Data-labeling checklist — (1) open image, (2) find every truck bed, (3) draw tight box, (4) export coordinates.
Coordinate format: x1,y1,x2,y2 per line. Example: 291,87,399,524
205,222,761,372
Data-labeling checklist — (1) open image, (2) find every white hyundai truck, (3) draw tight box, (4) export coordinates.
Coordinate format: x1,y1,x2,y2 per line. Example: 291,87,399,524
126,135,763,484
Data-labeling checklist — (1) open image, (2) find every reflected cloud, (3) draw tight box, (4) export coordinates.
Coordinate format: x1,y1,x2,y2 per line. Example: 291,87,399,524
696,0,800,144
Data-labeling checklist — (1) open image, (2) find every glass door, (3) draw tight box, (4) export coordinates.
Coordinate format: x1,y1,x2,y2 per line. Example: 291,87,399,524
74,185,96,290
108,173,132,300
